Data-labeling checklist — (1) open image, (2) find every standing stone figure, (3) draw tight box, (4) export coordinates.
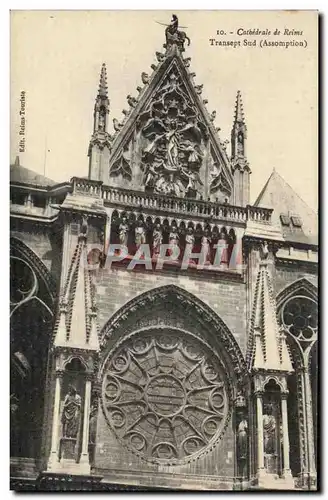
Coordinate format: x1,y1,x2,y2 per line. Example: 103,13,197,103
263,403,277,474
61,385,82,439
118,216,129,247
184,227,195,263
135,221,146,249
168,225,180,259
201,230,212,265
237,418,248,461
152,223,163,258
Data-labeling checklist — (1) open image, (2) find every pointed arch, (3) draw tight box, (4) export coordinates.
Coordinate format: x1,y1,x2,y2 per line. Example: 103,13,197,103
276,277,317,309
10,236,57,302
10,236,56,460
100,284,247,386
276,277,318,480
98,284,248,468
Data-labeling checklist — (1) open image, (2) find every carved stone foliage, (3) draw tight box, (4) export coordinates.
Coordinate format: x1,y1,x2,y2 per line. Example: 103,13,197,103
138,71,208,198
209,147,233,198
109,140,132,181
101,328,230,464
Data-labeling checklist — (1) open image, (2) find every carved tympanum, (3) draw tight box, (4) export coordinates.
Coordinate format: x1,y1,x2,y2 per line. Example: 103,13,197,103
101,329,229,464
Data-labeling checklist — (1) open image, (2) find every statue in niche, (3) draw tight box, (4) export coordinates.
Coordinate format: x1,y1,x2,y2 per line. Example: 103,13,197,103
263,403,278,474
218,230,229,267
61,385,82,439
135,221,146,249
89,399,98,445
184,227,195,263
118,216,129,247
237,132,244,154
237,418,248,461
168,225,180,259
152,223,163,258
201,229,212,265
98,113,105,132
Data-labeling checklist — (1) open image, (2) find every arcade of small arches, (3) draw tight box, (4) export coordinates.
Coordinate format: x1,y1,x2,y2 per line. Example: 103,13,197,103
106,209,239,268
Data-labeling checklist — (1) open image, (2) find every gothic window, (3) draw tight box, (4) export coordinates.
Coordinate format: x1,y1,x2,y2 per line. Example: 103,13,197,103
101,329,229,464
282,296,317,342
10,254,54,459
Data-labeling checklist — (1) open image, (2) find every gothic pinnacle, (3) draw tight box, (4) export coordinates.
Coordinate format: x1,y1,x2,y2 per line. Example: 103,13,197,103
98,62,108,98
234,90,245,123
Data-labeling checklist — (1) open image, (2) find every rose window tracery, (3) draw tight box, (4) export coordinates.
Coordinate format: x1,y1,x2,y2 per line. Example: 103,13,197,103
101,330,230,464
282,296,317,342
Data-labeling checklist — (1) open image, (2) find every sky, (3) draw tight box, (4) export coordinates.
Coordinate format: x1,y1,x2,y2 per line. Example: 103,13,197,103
10,10,318,210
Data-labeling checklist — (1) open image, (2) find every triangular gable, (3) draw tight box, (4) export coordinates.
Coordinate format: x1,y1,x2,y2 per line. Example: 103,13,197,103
247,250,293,373
53,229,99,351
108,45,233,201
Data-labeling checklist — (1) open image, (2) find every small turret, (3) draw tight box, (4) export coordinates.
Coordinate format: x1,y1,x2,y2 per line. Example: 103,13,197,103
88,63,112,181
231,91,251,206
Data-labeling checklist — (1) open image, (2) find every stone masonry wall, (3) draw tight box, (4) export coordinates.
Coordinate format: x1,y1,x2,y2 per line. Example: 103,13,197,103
93,266,247,353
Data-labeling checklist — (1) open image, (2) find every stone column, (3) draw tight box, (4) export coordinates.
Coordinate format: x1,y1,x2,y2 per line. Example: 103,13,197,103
47,370,63,469
304,367,316,483
79,376,92,470
104,207,113,259
256,391,265,477
281,393,293,479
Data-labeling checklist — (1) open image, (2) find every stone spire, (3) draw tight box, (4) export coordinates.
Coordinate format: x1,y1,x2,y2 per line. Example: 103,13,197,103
231,90,251,206
247,245,293,373
88,63,112,181
53,220,99,351
234,90,245,123
98,62,108,99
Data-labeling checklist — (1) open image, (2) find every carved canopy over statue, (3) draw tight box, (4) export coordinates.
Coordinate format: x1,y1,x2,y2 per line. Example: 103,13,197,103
139,71,208,198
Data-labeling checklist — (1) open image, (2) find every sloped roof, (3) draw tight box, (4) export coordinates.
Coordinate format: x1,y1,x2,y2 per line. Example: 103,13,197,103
53,230,99,351
10,157,56,187
255,169,318,244
247,252,293,373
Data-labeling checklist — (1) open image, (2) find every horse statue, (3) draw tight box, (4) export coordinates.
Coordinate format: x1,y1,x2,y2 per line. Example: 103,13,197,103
165,15,191,51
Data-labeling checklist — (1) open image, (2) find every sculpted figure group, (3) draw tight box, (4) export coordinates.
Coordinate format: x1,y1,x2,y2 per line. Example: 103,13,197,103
114,216,233,266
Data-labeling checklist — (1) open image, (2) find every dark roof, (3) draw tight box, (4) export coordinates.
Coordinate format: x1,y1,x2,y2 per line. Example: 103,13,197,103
255,169,318,245
10,156,56,187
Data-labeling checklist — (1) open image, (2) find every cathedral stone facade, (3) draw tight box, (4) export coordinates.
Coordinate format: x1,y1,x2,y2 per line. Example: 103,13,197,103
10,17,318,491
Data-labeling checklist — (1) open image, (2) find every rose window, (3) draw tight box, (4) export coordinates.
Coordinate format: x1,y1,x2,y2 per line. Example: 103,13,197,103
282,296,318,341
101,330,229,464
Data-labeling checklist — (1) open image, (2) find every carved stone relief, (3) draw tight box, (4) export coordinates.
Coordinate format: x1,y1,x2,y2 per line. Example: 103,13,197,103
138,71,208,198
110,141,132,181
101,329,230,464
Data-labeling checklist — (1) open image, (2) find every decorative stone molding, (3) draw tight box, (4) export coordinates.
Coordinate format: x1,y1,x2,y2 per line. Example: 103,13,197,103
100,284,248,387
